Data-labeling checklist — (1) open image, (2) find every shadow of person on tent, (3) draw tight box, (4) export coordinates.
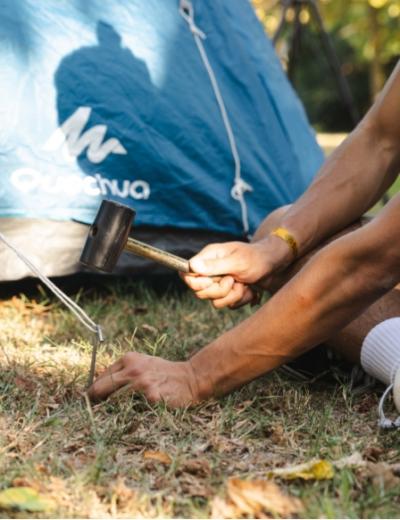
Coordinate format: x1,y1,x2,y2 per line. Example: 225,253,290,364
54,20,159,188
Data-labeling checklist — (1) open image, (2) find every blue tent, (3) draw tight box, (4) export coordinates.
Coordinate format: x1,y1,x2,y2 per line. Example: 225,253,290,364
0,0,323,280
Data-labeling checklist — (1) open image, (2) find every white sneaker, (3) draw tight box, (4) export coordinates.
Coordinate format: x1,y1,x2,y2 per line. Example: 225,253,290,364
360,318,400,429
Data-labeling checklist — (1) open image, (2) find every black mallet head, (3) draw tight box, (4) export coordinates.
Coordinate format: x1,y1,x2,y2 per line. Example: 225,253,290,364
80,200,190,274
80,200,135,273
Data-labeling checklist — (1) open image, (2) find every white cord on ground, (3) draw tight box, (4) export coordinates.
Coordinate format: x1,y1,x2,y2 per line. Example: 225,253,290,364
179,0,253,236
378,383,400,429
0,231,103,385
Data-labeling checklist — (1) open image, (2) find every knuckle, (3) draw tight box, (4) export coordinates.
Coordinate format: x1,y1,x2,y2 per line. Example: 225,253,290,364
203,243,219,253
122,352,137,365
125,365,139,378
222,275,234,287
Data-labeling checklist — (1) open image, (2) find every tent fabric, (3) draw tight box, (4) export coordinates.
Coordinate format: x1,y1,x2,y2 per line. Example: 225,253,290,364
0,218,238,281
0,0,324,279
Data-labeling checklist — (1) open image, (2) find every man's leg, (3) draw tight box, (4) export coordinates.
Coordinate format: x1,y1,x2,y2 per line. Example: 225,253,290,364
254,206,400,365
326,290,400,363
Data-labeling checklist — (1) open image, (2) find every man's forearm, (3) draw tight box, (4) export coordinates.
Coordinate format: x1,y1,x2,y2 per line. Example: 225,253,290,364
259,62,400,258
190,200,400,398
281,123,399,254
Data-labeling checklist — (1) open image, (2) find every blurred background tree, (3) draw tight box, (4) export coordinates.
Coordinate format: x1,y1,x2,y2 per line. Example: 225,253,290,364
252,0,400,131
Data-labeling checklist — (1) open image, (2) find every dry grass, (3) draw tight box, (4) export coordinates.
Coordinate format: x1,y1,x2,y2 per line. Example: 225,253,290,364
0,278,400,518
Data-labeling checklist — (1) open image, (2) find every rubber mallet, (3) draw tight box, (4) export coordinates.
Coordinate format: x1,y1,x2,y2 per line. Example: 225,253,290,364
80,200,190,273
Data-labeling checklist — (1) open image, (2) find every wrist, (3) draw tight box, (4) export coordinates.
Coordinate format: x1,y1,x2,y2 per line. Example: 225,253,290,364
186,358,215,402
255,233,295,274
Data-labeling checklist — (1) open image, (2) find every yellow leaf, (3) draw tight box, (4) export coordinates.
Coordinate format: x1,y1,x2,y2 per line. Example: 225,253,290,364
267,458,334,480
0,487,54,512
211,478,303,518
143,450,172,465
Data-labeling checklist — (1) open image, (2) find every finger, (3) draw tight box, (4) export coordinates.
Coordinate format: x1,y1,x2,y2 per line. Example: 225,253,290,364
229,287,256,309
213,282,245,309
127,374,161,401
180,273,215,291
190,252,243,277
88,369,131,401
94,358,125,381
190,242,243,276
196,276,234,300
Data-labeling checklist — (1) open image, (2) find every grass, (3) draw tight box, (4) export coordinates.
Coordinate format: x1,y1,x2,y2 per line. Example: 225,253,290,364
0,279,400,518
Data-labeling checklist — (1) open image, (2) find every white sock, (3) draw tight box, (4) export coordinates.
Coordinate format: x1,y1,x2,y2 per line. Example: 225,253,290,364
360,317,400,385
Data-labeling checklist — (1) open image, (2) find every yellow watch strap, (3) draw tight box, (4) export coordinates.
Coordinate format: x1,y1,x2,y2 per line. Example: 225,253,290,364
270,227,298,259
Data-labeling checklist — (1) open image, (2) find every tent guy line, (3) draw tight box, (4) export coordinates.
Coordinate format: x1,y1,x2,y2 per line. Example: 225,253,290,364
179,0,253,236
0,230,103,386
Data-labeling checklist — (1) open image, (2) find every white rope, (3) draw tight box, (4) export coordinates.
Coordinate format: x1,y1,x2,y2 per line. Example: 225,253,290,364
0,232,101,335
0,231,103,385
377,383,400,429
179,0,253,236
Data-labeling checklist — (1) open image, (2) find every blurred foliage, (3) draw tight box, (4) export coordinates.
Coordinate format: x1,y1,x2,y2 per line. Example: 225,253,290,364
252,0,400,131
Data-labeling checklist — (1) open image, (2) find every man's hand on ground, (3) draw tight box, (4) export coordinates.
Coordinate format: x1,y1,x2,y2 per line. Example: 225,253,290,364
87,352,202,407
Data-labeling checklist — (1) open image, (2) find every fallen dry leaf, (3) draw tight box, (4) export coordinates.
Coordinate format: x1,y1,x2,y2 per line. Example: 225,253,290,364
211,478,303,518
267,458,334,480
14,376,37,392
177,458,211,478
143,450,172,465
0,487,54,513
334,451,366,469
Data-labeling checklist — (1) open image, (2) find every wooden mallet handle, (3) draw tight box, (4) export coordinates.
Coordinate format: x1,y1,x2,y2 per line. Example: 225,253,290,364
125,237,190,273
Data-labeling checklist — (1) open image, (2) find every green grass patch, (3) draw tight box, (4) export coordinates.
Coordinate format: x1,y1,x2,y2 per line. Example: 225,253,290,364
0,280,399,518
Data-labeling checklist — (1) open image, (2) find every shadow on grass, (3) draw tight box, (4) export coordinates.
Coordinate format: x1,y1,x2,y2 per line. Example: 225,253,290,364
0,272,190,300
